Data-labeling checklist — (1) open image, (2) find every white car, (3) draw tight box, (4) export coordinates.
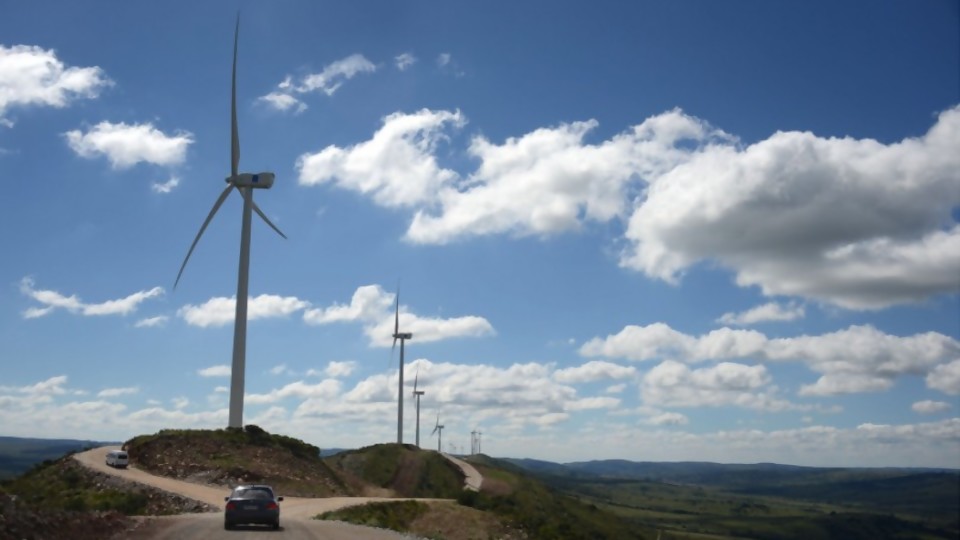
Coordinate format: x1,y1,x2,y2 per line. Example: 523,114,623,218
105,450,129,468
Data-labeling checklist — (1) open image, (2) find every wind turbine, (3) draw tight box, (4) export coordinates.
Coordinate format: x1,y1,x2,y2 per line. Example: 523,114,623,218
174,15,286,429
412,364,425,448
430,413,444,453
391,286,412,444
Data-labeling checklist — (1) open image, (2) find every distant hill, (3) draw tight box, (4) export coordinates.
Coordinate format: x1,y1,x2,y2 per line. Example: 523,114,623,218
324,443,464,498
0,436,117,480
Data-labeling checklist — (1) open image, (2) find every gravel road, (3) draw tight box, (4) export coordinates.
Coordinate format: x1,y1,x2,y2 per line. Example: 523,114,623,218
73,447,441,540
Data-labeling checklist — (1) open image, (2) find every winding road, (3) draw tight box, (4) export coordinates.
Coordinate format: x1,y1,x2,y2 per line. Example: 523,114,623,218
73,446,479,540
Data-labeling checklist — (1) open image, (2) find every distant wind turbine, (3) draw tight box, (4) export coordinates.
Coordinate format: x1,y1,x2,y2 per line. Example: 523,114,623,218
412,364,425,448
431,413,444,452
174,15,286,429
391,286,413,444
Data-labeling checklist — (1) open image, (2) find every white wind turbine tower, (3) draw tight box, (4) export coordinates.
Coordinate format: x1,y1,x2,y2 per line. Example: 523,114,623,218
430,413,444,453
174,15,286,429
412,364,425,448
391,287,413,444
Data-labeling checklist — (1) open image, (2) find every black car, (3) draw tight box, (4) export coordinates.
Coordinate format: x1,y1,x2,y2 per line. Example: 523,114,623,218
223,485,283,530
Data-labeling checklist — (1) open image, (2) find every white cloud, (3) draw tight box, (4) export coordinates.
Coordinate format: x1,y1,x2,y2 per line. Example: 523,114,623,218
20,278,164,318
566,396,621,411
171,397,189,409
0,44,111,126
323,361,356,378
197,365,231,377
257,91,306,114
582,322,959,396
135,315,168,328
553,360,637,384
178,294,310,328
647,411,689,426
150,176,180,194
605,383,627,394
717,302,805,326
437,53,452,67
302,285,392,324
97,387,138,398
395,53,416,71
297,109,464,207
309,106,959,309
270,364,293,376
641,360,801,411
64,121,193,169
927,359,960,395
621,107,960,309
259,54,376,111
912,400,951,414
246,379,342,405
408,111,714,245
364,312,494,347
304,284,494,347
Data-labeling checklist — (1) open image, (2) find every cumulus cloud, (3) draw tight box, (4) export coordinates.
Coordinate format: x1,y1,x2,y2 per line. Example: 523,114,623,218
927,359,960,395
395,53,416,71
297,109,464,207
323,361,356,378
97,387,138,398
647,411,689,426
304,106,960,309
582,322,959,396
912,400,952,414
257,91,306,114
178,294,310,328
303,284,494,347
717,302,805,326
64,121,193,169
259,54,376,112
0,44,111,126
621,107,960,309
641,360,802,411
197,365,231,377
246,379,342,405
150,176,180,194
302,285,392,324
553,360,637,384
20,278,163,318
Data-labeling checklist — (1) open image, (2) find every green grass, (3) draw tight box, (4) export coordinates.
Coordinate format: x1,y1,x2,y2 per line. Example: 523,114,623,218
539,476,959,540
463,460,649,540
2,457,152,515
317,500,429,532
325,443,464,498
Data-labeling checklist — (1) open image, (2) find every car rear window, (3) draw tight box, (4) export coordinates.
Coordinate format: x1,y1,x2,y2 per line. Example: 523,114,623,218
235,488,273,499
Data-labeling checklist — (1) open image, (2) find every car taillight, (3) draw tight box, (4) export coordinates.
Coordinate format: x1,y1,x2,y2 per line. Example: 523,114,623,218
226,502,237,510
266,502,279,510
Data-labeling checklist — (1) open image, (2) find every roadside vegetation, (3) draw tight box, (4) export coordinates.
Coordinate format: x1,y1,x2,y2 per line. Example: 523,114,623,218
324,443,464,498
124,425,350,497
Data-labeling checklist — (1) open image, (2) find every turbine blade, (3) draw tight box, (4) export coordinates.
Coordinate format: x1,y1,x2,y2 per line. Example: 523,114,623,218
239,187,287,239
388,338,396,370
175,184,234,289
231,14,240,178
412,364,419,395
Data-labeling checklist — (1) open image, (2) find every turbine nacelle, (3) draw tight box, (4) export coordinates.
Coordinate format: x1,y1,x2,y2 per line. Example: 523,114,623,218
227,172,275,189
393,332,413,340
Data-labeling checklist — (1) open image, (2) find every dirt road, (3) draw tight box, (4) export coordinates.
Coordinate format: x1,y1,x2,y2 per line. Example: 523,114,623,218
74,447,437,539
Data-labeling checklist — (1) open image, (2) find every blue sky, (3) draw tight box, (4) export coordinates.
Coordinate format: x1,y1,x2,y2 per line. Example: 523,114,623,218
1,0,958,467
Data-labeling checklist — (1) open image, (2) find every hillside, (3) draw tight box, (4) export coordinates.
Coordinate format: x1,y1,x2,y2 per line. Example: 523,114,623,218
507,459,959,539
124,425,351,497
0,453,214,540
0,436,117,480
320,452,650,540
324,443,464,498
